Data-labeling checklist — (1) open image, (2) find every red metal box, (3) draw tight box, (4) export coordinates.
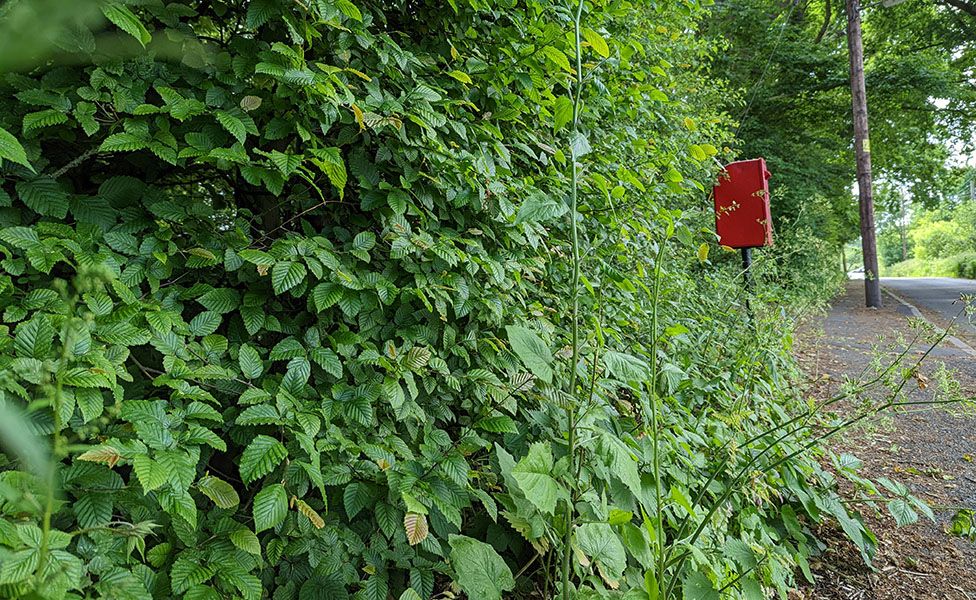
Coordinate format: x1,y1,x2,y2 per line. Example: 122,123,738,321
713,158,773,248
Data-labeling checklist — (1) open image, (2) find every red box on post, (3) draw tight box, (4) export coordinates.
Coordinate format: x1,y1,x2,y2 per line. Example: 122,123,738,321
713,158,773,249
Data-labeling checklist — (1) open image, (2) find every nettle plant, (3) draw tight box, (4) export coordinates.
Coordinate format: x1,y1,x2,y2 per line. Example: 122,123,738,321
0,0,955,599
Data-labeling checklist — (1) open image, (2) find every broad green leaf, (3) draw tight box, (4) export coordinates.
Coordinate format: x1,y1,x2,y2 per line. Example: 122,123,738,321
512,442,560,515
197,475,240,509
682,571,719,600
230,529,261,555
238,344,263,379
0,126,34,171
575,523,627,588
239,435,288,484
253,484,288,533
101,3,152,47
515,191,567,225
505,325,553,384
310,147,347,199
448,535,514,600
553,96,573,132
582,28,610,58
215,111,247,144
271,261,306,294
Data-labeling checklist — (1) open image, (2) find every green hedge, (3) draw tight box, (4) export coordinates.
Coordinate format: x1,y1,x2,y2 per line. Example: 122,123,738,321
0,1,866,599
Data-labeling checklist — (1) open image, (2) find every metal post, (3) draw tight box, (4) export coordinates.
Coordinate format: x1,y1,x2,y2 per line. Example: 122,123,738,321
846,0,883,307
742,247,753,319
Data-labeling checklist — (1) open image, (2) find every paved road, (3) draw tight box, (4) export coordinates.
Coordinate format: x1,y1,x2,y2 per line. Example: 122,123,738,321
880,277,976,336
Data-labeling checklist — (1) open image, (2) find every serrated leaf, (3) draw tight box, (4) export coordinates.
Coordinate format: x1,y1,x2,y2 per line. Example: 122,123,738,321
133,454,168,493
101,4,152,46
239,435,287,484
271,261,306,294
505,325,553,384
474,415,518,434
14,315,53,359
576,523,627,587
215,111,247,144
0,126,34,171
404,512,428,546
310,147,346,199
230,528,261,555
17,177,68,218
582,28,610,58
253,484,288,532
197,475,240,509
238,344,263,379
448,535,514,600
512,442,560,515
553,96,573,133
887,498,918,526
77,445,122,468
293,497,325,529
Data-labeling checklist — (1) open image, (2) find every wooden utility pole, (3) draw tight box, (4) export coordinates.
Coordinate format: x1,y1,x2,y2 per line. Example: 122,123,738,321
846,0,882,307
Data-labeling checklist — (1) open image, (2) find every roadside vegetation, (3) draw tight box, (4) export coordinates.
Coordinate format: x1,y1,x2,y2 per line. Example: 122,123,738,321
880,182,976,278
0,1,973,600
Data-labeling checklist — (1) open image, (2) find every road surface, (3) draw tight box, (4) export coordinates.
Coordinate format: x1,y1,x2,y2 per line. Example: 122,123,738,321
880,277,976,337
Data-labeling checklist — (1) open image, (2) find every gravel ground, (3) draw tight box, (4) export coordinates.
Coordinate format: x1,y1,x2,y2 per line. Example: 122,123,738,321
790,281,976,600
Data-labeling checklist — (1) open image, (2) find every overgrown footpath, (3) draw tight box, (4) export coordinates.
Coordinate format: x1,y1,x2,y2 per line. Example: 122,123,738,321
793,282,976,600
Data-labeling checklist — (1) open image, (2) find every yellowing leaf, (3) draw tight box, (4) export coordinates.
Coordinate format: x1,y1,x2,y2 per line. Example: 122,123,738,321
77,445,122,468
404,512,428,546
583,28,610,58
350,104,365,131
697,243,709,263
293,497,325,529
447,70,472,85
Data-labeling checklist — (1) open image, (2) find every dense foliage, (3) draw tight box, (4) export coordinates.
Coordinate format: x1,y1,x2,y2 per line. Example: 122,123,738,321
881,187,976,278
0,1,915,599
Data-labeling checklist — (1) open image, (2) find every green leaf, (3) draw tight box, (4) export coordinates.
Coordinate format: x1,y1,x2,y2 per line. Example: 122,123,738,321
133,454,168,493
512,442,560,515
682,571,719,600
253,484,288,533
505,325,553,384
0,549,38,584
271,261,307,294
542,46,573,73
448,535,515,600
553,96,573,132
582,28,610,58
238,344,263,379
887,498,918,526
474,415,518,434
99,132,148,152
310,147,347,199
310,347,342,378
14,315,54,359
230,529,261,555
197,475,240,509
515,191,567,225
215,111,247,144
335,0,362,20
447,70,472,84
576,523,627,587
239,435,288,484
0,126,34,171
16,178,68,218
101,3,152,47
